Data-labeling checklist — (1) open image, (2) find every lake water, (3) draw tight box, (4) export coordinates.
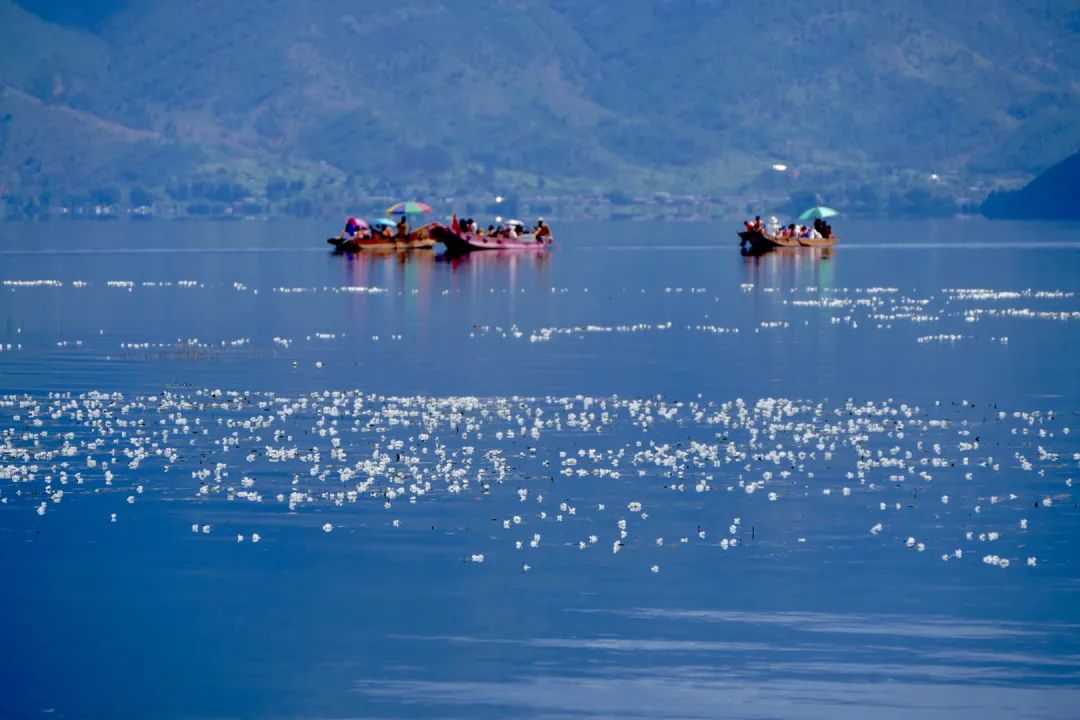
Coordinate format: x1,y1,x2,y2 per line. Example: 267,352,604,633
1,218,1078,719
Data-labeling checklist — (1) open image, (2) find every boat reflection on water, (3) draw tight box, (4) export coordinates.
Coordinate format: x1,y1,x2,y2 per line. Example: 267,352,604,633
338,249,438,324
438,249,552,304
437,247,551,272
741,245,834,292
332,245,553,363
339,247,437,289
740,243,838,388
337,246,552,321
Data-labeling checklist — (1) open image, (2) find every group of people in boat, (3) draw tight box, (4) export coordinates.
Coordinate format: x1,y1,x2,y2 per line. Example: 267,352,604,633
339,216,413,242
453,216,550,240
744,215,834,240
338,214,553,246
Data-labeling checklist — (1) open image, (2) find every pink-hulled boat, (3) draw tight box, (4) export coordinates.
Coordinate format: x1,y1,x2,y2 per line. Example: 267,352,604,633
429,224,553,253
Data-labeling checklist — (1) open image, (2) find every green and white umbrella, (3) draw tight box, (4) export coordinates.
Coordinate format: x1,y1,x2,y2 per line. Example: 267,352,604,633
798,206,839,221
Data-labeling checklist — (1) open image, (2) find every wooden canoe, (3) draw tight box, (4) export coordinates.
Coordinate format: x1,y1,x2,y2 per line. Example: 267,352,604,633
797,235,839,248
429,224,552,253
738,230,800,251
328,237,436,251
328,223,439,252
738,229,837,250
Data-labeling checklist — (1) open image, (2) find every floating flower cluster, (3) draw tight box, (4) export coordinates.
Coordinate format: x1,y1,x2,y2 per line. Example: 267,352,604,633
1,390,1072,575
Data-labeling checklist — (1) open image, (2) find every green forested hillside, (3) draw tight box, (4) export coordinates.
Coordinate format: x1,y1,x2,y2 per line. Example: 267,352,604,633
2,0,1079,218
981,149,1080,219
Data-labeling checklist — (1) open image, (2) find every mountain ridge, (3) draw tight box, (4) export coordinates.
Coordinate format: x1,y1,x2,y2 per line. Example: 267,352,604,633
981,148,1080,220
2,0,1079,218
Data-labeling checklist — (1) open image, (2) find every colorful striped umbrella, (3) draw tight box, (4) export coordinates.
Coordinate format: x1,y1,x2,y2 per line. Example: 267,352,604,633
386,201,433,216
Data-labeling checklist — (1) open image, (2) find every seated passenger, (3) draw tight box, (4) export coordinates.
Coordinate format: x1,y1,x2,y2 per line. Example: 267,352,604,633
396,217,409,240
341,216,362,240
535,219,551,238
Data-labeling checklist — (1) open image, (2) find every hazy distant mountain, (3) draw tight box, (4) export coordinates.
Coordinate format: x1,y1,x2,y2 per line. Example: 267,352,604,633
2,0,1079,217
981,149,1080,220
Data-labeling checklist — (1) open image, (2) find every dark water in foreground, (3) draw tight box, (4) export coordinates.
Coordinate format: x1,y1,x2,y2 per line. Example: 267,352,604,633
1,218,1079,719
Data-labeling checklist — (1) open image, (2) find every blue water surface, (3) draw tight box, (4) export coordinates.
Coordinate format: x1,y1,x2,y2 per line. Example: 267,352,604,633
0,218,1078,719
